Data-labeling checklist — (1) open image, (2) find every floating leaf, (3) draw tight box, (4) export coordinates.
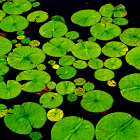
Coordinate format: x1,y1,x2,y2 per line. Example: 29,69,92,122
39,21,68,38
11,39,18,44
32,2,40,7
56,66,77,79
29,40,40,47
39,92,63,108
42,37,75,57
37,64,46,71
104,57,122,69
90,23,121,40
113,17,128,26
101,17,112,24
21,38,31,44
65,31,79,40
94,68,115,81
72,41,101,60
114,4,127,17
0,55,7,65
0,37,12,55
118,73,140,102
47,108,64,122
51,15,65,23
2,0,32,14
83,81,95,91
4,102,47,134
47,81,56,90
7,46,46,70
15,43,22,47
17,35,25,40
27,10,49,23
17,30,25,35
88,37,96,42
119,28,140,47
0,10,6,21
67,93,77,102
0,15,29,32
56,81,76,95
88,58,103,69
29,132,43,140
74,78,86,85
59,55,75,66
71,9,101,27
0,104,8,118
81,90,114,112
16,70,51,92
102,41,128,57
0,80,22,99
0,76,4,82
77,39,83,43
73,60,88,69
96,112,140,140
74,87,85,96
0,64,9,75
48,60,56,65
0,32,6,37
107,80,117,87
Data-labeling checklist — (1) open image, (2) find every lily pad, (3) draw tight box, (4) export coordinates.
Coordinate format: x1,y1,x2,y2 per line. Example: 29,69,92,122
67,94,77,102
74,87,85,96
0,10,6,21
118,73,140,102
27,10,49,23
42,37,75,57
29,132,43,140
96,112,140,140
88,37,96,42
114,4,127,17
29,40,40,47
119,28,140,47
37,64,46,71
17,30,25,35
32,2,40,7
0,15,29,32
94,68,115,81
4,102,47,134
16,70,51,92
71,9,101,27
2,0,32,14
39,92,63,108
0,76,4,82
74,78,86,85
39,20,68,38
47,81,56,90
102,41,128,57
73,60,88,69
7,46,46,70
101,17,112,24
58,55,76,66
72,41,101,60
56,66,77,79
88,58,103,69
81,90,114,112
90,23,121,40
113,18,128,26
0,64,9,75
51,15,65,23
56,81,76,95
104,57,122,69
65,31,79,40
0,80,22,99
51,116,95,140
0,104,8,118
83,81,95,91
0,37,12,55
21,38,31,44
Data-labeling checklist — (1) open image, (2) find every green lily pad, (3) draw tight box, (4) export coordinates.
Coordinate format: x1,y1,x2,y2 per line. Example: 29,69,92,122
71,9,101,27
96,112,140,140
4,102,47,134
11,39,18,44
94,68,115,81
2,0,32,14
32,2,40,7
51,15,65,23
39,21,68,38
7,46,46,70
42,37,75,57
59,55,76,66
83,81,95,91
0,64,9,75
0,80,22,99
65,31,79,40
47,81,56,90
0,37,12,55
37,64,46,71
29,40,40,47
113,17,128,26
77,39,83,43
29,132,43,140
27,10,49,23
0,104,8,118
0,76,4,82
72,41,101,60
39,92,63,108
101,17,112,24
118,73,140,102
88,58,103,69
16,70,51,92
74,87,85,96
104,58,122,69
73,60,88,69
56,66,77,79
56,81,76,95
67,93,77,102
74,78,86,85
17,30,25,35
125,47,140,69
0,10,6,21
119,28,140,47
102,41,128,57
88,37,96,42
51,116,95,140
48,60,56,65
21,38,31,44
0,15,29,32
114,4,127,17
90,23,121,40
81,90,114,112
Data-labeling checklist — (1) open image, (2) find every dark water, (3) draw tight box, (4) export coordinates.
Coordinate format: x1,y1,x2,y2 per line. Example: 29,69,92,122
0,0,140,140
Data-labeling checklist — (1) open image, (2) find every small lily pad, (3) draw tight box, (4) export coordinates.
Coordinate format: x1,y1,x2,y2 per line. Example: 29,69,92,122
101,17,112,24
48,60,56,65
29,132,43,140
0,76,4,82
73,60,88,69
67,93,77,102
37,64,46,71
81,90,114,112
11,39,18,44
32,2,40,7
65,31,79,40
17,30,25,35
17,35,25,40
0,10,6,21
21,38,31,44
51,15,65,23
94,68,115,81
74,78,86,85
114,4,127,17
47,81,56,90
0,55,7,65
0,104,8,118
88,58,103,69
107,80,117,87
113,17,128,26
88,37,96,42
83,81,95,91
74,87,85,96
39,92,63,108
29,40,40,47
0,64,9,75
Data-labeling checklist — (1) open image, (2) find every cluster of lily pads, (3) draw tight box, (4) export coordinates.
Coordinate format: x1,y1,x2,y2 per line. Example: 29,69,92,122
0,1,140,139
